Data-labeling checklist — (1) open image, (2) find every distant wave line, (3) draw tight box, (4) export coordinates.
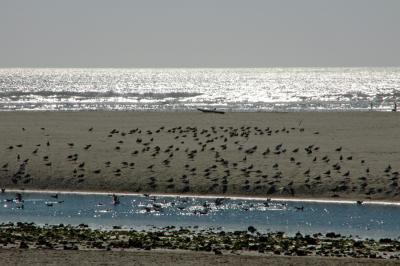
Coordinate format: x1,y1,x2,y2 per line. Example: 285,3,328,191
0,90,203,99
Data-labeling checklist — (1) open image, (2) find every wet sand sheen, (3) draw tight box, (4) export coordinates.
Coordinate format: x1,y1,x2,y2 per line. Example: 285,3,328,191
1,111,400,201
4,188,400,206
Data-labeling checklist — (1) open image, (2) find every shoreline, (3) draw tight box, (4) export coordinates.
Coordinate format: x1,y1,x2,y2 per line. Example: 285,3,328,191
0,109,395,111
4,188,400,206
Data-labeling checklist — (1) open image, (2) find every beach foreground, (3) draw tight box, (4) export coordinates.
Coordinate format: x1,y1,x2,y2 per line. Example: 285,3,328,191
1,111,400,201
1,249,398,266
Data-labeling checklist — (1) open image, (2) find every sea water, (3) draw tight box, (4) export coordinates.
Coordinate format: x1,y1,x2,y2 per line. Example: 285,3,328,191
0,68,399,111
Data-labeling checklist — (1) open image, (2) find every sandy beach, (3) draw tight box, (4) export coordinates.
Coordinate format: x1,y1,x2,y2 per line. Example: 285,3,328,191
1,111,400,201
1,248,398,266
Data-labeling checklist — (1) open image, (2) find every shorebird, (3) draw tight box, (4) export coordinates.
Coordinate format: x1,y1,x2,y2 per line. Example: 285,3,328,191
112,194,120,205
275,144,283,150
262,148,270,155
385,165,392,173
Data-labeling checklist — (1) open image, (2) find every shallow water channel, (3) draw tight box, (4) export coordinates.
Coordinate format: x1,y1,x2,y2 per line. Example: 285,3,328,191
1,191,399,240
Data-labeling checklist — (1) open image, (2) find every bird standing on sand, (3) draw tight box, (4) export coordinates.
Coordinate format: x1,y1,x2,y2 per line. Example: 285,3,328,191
147,164,154,171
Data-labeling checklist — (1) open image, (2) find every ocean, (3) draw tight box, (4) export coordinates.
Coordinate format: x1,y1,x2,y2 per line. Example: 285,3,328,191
0,67,399,111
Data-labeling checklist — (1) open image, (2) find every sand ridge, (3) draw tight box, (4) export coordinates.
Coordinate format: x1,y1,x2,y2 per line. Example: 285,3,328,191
1,111,400,200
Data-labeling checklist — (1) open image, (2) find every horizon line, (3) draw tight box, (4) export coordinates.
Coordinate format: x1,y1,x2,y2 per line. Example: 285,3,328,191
1,66,400,69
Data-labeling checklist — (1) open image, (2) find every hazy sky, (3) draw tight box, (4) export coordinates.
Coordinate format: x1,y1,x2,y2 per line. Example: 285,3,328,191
1,0,399,67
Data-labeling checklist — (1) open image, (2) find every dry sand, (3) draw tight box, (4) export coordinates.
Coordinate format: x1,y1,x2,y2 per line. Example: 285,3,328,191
1,249,398,266
1,111,400,200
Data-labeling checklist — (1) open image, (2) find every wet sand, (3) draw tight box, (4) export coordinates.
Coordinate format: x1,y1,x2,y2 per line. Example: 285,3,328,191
1,111,400,200
1,249,397,266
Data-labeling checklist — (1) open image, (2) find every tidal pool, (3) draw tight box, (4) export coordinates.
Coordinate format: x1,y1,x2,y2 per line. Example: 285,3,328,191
1,191,399,240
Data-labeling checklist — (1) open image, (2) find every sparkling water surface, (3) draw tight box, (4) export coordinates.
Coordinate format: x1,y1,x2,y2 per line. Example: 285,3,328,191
1,192,399,240
0,68,399,111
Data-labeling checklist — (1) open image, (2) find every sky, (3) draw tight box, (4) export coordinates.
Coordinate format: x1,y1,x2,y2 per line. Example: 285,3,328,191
1,0,399,68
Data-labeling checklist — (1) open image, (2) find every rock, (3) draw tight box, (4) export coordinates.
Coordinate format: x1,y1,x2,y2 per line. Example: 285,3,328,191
325,232,340,238
247,226,257,234
19,241,29,249
214,249,223,255
295,249,307,256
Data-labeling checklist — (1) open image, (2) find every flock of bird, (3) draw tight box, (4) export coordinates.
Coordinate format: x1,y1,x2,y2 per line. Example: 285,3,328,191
1,124,399,199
